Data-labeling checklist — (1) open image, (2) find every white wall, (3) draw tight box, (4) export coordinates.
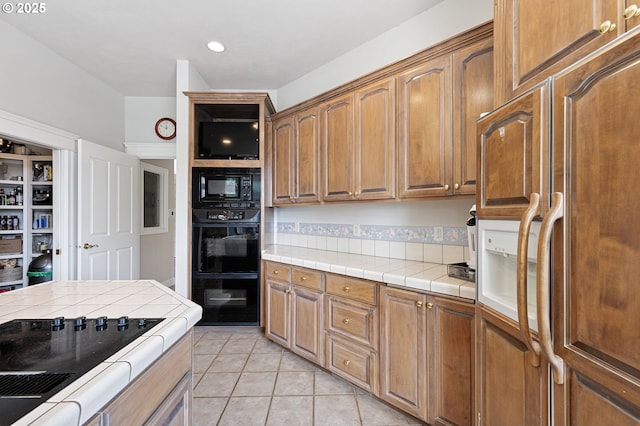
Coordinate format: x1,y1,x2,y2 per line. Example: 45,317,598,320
0,21,125,151
125,97,176,142
277,0,493,110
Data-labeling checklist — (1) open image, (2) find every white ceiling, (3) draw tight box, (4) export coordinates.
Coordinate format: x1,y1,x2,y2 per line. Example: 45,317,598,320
0,0,442,97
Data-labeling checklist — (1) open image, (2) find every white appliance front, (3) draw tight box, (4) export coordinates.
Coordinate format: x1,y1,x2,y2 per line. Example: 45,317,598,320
477,219,541,332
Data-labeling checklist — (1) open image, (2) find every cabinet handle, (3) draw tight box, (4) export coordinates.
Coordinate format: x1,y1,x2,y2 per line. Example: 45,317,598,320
536,192,565,385
301,276,307,281
348,191,353,197
286,288,294,294
426,302,433,309
625,5,640,19
443,184,450,191
342,318,350,325
599,20,617,33
343,286,350,293
343,360,351,367
416,301,423,308
354,191,359,197
517,193,542,367
273,270,279,275
454,183,460,190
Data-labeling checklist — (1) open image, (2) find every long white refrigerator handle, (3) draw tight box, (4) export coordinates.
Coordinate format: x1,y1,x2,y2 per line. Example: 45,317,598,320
537,192,565,384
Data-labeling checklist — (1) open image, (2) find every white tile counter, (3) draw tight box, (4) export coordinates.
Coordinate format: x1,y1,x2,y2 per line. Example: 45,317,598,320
0,280,203,426
262,244,476,300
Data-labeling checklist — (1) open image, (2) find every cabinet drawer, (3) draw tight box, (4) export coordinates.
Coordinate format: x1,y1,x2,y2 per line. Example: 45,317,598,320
326,274,377,305
326,296,377,348
265,262,291,281
326,335,378,394
292,267,322,290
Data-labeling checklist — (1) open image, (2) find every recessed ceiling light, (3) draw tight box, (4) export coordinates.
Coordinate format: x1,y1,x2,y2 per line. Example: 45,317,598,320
207,41,225,53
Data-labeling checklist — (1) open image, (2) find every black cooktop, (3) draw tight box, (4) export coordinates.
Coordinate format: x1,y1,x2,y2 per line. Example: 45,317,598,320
0,316,164,425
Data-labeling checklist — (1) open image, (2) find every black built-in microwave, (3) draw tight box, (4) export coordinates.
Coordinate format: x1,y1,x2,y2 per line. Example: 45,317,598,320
192,167,260,208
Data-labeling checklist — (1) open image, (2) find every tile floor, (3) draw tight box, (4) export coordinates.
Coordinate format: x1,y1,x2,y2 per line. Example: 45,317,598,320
192,326,424,426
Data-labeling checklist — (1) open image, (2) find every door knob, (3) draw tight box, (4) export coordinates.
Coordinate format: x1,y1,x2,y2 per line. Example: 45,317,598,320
82,243,99,249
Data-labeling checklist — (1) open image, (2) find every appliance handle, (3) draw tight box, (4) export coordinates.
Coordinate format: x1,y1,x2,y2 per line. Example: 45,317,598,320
537,192,564,384
517,193,541,366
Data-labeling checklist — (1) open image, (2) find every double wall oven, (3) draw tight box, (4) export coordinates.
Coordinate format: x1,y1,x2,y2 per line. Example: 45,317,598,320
191,168,261,325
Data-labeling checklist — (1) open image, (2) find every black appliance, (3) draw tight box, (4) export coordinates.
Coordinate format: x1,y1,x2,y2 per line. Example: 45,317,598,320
0,316,163,426
198,120,259,160
192,207,260,325
193,167,260,207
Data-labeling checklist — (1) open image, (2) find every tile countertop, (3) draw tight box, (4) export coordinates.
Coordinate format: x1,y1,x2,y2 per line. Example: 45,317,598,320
0,279,203,426
262,245,476,300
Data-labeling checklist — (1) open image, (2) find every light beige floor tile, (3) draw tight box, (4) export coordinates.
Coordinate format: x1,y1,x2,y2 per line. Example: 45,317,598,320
192,397,227,426
266,396,313,426
194,372,240,397
208,353,249,372
232,372,277,396
194,338,226,355
357,393,422,425
315,370,357,395
253,338,285,354
244,353,282,372
314,394,361,426
218,396,271,426
193,354,216,373
274,371,314,396
280,351,317,371
220,338,257,354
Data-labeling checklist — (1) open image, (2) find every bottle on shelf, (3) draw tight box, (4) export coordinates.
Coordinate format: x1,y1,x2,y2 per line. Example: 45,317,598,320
15,187,22,205
7,190,15,206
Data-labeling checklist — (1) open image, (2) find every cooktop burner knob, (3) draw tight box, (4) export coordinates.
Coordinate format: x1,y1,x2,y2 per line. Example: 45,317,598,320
117,316,129,326
137,318,147,328
74,316,87,327
52,316,64,327
95,316,108,329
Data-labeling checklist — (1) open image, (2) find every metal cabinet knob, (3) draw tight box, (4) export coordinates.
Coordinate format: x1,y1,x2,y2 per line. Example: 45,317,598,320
343,318,350,325
343,286,350,293
301,276,307,281
454,183,460,190
427,302,434,309
625,5,640,19
343,360,351,367
273,270,279,275
599,20,617,33
416,301,423,308
444,184,450,191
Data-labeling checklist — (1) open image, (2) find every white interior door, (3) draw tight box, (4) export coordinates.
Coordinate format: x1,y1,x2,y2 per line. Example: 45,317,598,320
77,139,140,280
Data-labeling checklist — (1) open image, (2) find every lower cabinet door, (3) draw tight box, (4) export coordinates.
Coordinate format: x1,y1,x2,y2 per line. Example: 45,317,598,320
265,279,291,347
379,286,428,421
291,285,324,365
476,304,548,426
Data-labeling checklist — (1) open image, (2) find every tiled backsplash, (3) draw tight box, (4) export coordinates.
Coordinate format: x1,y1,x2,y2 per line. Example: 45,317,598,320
274,222,470,264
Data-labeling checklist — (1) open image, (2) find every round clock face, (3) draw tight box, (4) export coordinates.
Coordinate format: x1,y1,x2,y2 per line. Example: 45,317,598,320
155,118,176,140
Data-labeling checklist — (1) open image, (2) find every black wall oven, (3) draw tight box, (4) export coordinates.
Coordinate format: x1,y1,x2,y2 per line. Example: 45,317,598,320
191,169,261,325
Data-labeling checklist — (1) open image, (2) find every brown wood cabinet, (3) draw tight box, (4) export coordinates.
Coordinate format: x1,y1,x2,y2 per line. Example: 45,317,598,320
398,36,493,199
86,332,193,426
265,262,324,365
476,305,548,426
380,286,476,425
551,29,640,425
321,78,396,202
476,81,550,219
428,296,475,426
379,286,428,421
272,107,321,205
494,0,640,105
324,273,379,394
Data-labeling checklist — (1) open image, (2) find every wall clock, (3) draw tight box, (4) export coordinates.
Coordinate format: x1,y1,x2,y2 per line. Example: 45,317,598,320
155,117,176,140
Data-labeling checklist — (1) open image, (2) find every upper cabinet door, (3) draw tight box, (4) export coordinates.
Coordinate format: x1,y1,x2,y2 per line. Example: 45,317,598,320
476,82,550,219
398,55,453,198
494,0,620,105
321,93,355,201
452,37,494,196
295,108,321,204
272,117,295,205
354,78,396,200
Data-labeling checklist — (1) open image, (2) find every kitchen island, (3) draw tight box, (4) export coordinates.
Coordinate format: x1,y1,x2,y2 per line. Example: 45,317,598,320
0,280,202,426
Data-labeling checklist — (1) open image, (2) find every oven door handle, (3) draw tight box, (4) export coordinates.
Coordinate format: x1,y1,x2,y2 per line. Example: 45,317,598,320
517,192,541,366
537,191,564,384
